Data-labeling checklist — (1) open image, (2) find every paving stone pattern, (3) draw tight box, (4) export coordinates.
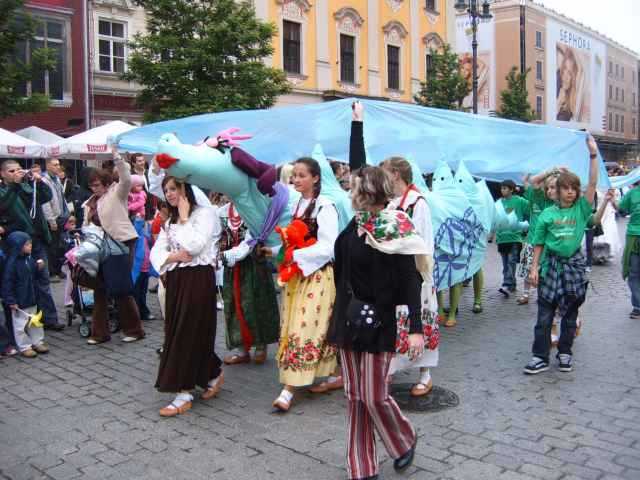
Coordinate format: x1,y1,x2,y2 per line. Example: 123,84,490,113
1,223,639,479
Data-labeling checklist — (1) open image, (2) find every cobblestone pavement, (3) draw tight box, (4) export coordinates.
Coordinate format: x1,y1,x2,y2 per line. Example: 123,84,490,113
1,224,640,480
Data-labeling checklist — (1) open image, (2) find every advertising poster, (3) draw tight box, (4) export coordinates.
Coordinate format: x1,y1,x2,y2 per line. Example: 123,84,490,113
546,19,606,133
455,16,496,115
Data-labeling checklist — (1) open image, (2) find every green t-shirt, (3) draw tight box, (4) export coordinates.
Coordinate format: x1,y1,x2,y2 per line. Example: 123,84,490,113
532,197,593,270
619,188,640,236
524,186,555,243
496,195,529,244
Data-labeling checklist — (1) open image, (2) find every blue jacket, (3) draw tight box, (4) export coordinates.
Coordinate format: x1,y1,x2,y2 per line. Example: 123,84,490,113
1,232,42,308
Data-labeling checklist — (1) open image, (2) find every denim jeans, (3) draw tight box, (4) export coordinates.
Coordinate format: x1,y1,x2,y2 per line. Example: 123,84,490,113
584,229,595,267
133,271,150,320
628,253,640,311
31,239,60,326
499,243,520,289
532,296,580,361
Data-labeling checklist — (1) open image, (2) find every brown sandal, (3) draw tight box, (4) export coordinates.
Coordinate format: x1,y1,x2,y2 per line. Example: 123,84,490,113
444,319,457,328
308,376,344,394
223,353,250,365
253,349,267,365
202,371,224,400
410,379,433,397
159,400,192,417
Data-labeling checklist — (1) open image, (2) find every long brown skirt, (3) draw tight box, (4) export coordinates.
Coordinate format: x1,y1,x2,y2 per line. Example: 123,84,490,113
155,265,222,393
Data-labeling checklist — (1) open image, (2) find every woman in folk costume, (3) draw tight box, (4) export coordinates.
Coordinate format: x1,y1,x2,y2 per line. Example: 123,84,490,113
149,176,224,417
328,166,427,480
272,157,339,412
382,157,439,397
218,201,279,365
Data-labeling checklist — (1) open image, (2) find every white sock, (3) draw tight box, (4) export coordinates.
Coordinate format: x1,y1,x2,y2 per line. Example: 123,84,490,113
278,389,293,403
419,369,431,385
172,392,193,408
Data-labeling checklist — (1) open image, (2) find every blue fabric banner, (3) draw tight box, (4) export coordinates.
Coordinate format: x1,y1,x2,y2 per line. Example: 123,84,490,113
116,98,610,188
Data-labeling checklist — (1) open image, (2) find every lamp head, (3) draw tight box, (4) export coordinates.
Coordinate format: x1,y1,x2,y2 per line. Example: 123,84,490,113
481,1,493,19
454,0,469,12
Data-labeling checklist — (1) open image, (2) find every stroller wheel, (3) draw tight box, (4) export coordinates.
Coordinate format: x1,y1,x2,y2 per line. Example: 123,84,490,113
66,309,73,327
108,315,120,334
78,321,91,338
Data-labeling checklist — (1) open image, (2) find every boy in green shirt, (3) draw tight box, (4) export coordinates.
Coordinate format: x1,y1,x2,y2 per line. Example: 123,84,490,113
495,180,529,297
517,171,562,304
525,135,610,374
612,184,640,318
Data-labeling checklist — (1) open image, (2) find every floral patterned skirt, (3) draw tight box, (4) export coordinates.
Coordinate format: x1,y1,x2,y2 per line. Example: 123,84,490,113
277,265,338,387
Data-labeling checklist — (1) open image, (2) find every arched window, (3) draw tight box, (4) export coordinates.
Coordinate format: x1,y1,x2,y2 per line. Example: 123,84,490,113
334,7,364,88
383,21,408,94
277,0,311,80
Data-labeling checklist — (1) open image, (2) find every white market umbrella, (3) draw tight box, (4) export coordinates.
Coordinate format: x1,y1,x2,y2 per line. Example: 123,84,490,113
16,126,63,146
0,127,46,158
50,120,135,158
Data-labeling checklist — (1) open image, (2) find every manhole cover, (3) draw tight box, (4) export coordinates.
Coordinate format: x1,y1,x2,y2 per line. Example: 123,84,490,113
390,383,459,413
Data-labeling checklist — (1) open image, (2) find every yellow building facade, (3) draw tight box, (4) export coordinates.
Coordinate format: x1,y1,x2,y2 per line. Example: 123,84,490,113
252,0,449,105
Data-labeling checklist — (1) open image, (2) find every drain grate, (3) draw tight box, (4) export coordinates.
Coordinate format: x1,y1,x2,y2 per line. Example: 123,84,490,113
390,383,460,413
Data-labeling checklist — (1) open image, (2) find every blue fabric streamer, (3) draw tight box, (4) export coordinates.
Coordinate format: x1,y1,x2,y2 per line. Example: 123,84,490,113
115,98,610,189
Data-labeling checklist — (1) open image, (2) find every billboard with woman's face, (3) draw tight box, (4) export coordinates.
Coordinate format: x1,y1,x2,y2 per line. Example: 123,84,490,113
546,19,606,133
455,16,495,114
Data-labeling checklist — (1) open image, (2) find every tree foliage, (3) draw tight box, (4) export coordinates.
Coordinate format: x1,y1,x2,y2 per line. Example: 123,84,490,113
0,0,55,119
414,44,470,111
125,0,291,122
497,66,535,122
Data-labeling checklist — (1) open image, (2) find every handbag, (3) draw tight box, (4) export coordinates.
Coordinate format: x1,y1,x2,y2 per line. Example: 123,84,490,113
346,287,381,345
100,233,134,298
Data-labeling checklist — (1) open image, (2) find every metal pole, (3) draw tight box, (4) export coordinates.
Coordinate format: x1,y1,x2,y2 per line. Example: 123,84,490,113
471,1,478,114
520,0,526,74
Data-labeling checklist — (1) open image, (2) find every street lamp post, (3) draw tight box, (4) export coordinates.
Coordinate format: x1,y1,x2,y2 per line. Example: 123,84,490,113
455,0,493,114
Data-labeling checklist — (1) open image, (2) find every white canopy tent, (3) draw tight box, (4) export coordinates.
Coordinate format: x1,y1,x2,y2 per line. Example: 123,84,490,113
0,127,46,158
15,126,63,146
50,121,136,159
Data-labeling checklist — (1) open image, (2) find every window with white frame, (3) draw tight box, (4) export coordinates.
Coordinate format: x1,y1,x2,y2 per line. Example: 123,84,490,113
634,92,637,108
425,0,437,12
622,66,625,79
426,53,433,79
622,115,625,133
282,20,301,74
98,20,126,73
535,31,542,49
16,18,67,100
616,87,619,101
340,34,355,84
609,84,613,100
388,46,400,91
615,114,619,132
383,21,407,93
622,89,625,103
536,96,543,120
334,7,364,86
609,112,613,130
536,61,543,81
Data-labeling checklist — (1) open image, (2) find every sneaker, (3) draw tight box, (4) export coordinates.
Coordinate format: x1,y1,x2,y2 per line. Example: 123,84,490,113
630,310,640,319
216,301,223,311
523,357,549,374
33,343,49,354
1,346,18,358
498,288,510,298
585,266,592,273
557,353,573,372
21,348,38,358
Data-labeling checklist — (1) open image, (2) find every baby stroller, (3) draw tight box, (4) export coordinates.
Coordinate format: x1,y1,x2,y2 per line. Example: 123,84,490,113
65,235,120,337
